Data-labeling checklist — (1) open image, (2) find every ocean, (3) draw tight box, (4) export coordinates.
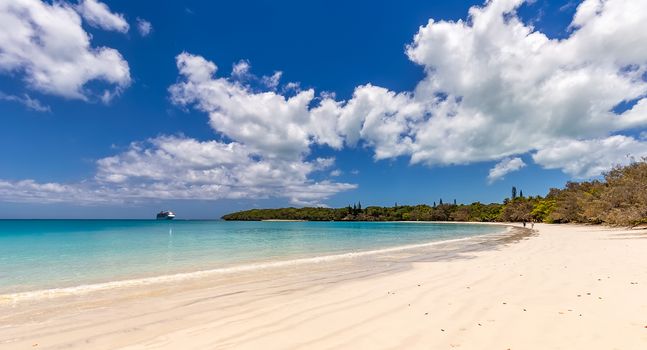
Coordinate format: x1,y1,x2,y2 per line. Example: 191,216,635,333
0,220,504,297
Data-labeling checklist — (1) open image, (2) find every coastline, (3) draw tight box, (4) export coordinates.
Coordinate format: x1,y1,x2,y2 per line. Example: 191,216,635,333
2,224,647,349
0,222,511,303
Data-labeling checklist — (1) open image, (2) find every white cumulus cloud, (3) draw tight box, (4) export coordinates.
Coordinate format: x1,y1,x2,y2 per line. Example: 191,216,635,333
402,0,647,167
166,0,647,180
163,0,647,205
0,136,357,206
488,157,526,183
93,136,356,206
0,0,131,100
167,0,647,181
4,0,647,207
76,0,129,33
169,52,345,158
532,135,647,178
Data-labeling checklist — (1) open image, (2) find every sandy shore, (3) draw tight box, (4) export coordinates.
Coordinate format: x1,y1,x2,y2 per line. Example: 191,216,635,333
1,223,647,349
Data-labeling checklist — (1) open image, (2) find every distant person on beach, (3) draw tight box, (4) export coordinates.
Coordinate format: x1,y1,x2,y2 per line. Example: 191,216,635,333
523,221,526,228
531,222,535,229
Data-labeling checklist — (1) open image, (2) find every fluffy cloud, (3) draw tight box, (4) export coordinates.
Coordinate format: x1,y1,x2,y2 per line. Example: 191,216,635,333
161,0,647,206
4,0,647,207
337,85,425,160
168,0,647,179
168,0,647,181
533,135,647,178
136,17,152,36
165,55,358,204
401,0,647,168
0,51,357,206
76,0,129,33
169,52,345,158
488,157,526,183
95,136,355,205
0,136,356,206
0,0,131,100
0,137,356,206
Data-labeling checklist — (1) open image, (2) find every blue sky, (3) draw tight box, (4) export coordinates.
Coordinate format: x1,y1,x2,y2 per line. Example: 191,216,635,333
1,0,646,219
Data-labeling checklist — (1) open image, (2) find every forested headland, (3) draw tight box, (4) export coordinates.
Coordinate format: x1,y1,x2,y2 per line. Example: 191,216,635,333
222,160,647,226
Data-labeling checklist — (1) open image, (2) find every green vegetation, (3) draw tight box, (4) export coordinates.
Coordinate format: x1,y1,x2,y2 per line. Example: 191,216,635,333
545,161,647,226
222,160,647,226
221,202,504,222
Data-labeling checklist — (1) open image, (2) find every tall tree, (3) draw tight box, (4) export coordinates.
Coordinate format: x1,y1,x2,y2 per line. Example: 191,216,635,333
512,186,517,199
519,190,524,198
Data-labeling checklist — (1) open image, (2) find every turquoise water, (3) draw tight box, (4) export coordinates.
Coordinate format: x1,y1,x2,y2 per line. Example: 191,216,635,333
0,220,504,295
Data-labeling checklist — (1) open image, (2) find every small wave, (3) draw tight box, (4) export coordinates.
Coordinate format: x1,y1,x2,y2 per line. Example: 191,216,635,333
0,228,508,304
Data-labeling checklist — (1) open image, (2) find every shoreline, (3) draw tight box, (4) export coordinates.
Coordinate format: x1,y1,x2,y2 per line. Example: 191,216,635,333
0,222,513,303
2,224,647,349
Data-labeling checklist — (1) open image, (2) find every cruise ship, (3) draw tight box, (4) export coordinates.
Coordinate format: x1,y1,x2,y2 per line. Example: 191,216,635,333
156,210,176,220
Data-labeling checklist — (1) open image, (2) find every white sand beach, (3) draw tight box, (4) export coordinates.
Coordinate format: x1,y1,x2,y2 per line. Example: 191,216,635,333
1,223,647,349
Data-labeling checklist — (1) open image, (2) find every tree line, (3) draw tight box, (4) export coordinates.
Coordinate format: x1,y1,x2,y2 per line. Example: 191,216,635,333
222,160,647,226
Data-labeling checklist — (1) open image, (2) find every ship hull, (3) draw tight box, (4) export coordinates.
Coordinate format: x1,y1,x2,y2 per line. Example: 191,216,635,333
156,211,176,220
